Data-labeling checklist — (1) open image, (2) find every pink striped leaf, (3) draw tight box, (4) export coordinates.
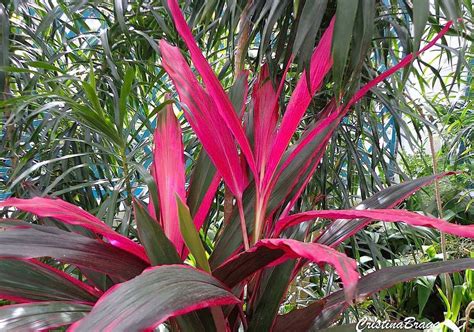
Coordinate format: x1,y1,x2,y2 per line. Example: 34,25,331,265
275,209,474,238
263,17,335,187
0,221,148,281
0,197,148,263
166,0,257,179
317,172,458,246
253,64,279,177
0,259,101,304
213,238,359,301
269,20,453,205
159,40,248,199
70,265,240,331
279,258,474,330
150,103,187,258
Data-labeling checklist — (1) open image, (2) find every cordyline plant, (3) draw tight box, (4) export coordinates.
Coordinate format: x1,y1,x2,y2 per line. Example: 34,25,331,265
0,1,473,331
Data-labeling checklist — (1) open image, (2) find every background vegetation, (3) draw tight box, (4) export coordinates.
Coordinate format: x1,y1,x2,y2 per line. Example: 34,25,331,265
0,0,472,330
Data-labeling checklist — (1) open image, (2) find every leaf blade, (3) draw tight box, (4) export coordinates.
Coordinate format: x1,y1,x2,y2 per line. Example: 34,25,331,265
70,265,240,331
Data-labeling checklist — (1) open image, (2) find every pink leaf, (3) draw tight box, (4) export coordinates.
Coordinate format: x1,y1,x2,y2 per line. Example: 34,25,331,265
193,174,221,231
264,17,335,187
0,197,149,263
343,20,454,116
159,40,248,198
150,103,187,258
166,0,257,179
253,64,279,178
275,209,474,238
213,238,359,301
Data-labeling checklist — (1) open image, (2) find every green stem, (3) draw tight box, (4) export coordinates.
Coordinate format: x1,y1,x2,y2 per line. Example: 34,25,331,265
120,147,132,207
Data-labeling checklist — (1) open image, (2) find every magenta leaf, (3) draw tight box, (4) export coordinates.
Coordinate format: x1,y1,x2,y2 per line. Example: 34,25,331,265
70,265,240,331
275,209,474,238
317,172,458,246
213,238,359,301
150,103,187,258
166,0,257,179
252,64,279,176
159,40,248,198
0,197,149,263
264,17,335,187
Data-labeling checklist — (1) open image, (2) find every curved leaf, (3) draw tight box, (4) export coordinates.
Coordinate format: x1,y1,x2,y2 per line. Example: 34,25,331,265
0,301,91,331
0,197,149,263
275,208,474,238
70,265,240,331
317,172,458,246
0,222,147,281
312,258,474,329
0,259,101,303
213,239,359,300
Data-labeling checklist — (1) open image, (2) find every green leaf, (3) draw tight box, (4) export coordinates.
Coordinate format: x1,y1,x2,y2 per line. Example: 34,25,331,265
332,0,359,96
413,0,429,52
292,0,327,60
177,197,211,273
416,275,436,316
134,200,181,266
118,66,135,133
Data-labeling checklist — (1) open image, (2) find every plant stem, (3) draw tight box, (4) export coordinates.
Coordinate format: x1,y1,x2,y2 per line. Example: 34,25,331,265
237,197,250,250
224,0,254,225
120,146,133,207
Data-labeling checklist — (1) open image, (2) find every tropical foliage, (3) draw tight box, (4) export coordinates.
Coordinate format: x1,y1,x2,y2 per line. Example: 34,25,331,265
0,0,473,331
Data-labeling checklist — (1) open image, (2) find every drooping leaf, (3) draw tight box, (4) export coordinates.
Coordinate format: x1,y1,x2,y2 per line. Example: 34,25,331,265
177,197,211,272
0,222,147,281
166,0,257,178
0,301,91,331
134,200,181,266
70,265,240,331
150,102,187,258
213,239,359,301
0,259,101,303
0,197,149,263
312,258,474,329
317,172,458,246
275,208,474,238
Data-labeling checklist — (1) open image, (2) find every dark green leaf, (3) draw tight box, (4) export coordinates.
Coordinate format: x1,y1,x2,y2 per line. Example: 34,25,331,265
0,301,91,331
0,259,100,303
134,200,181,266
70,265,240,331
332,0,359,95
